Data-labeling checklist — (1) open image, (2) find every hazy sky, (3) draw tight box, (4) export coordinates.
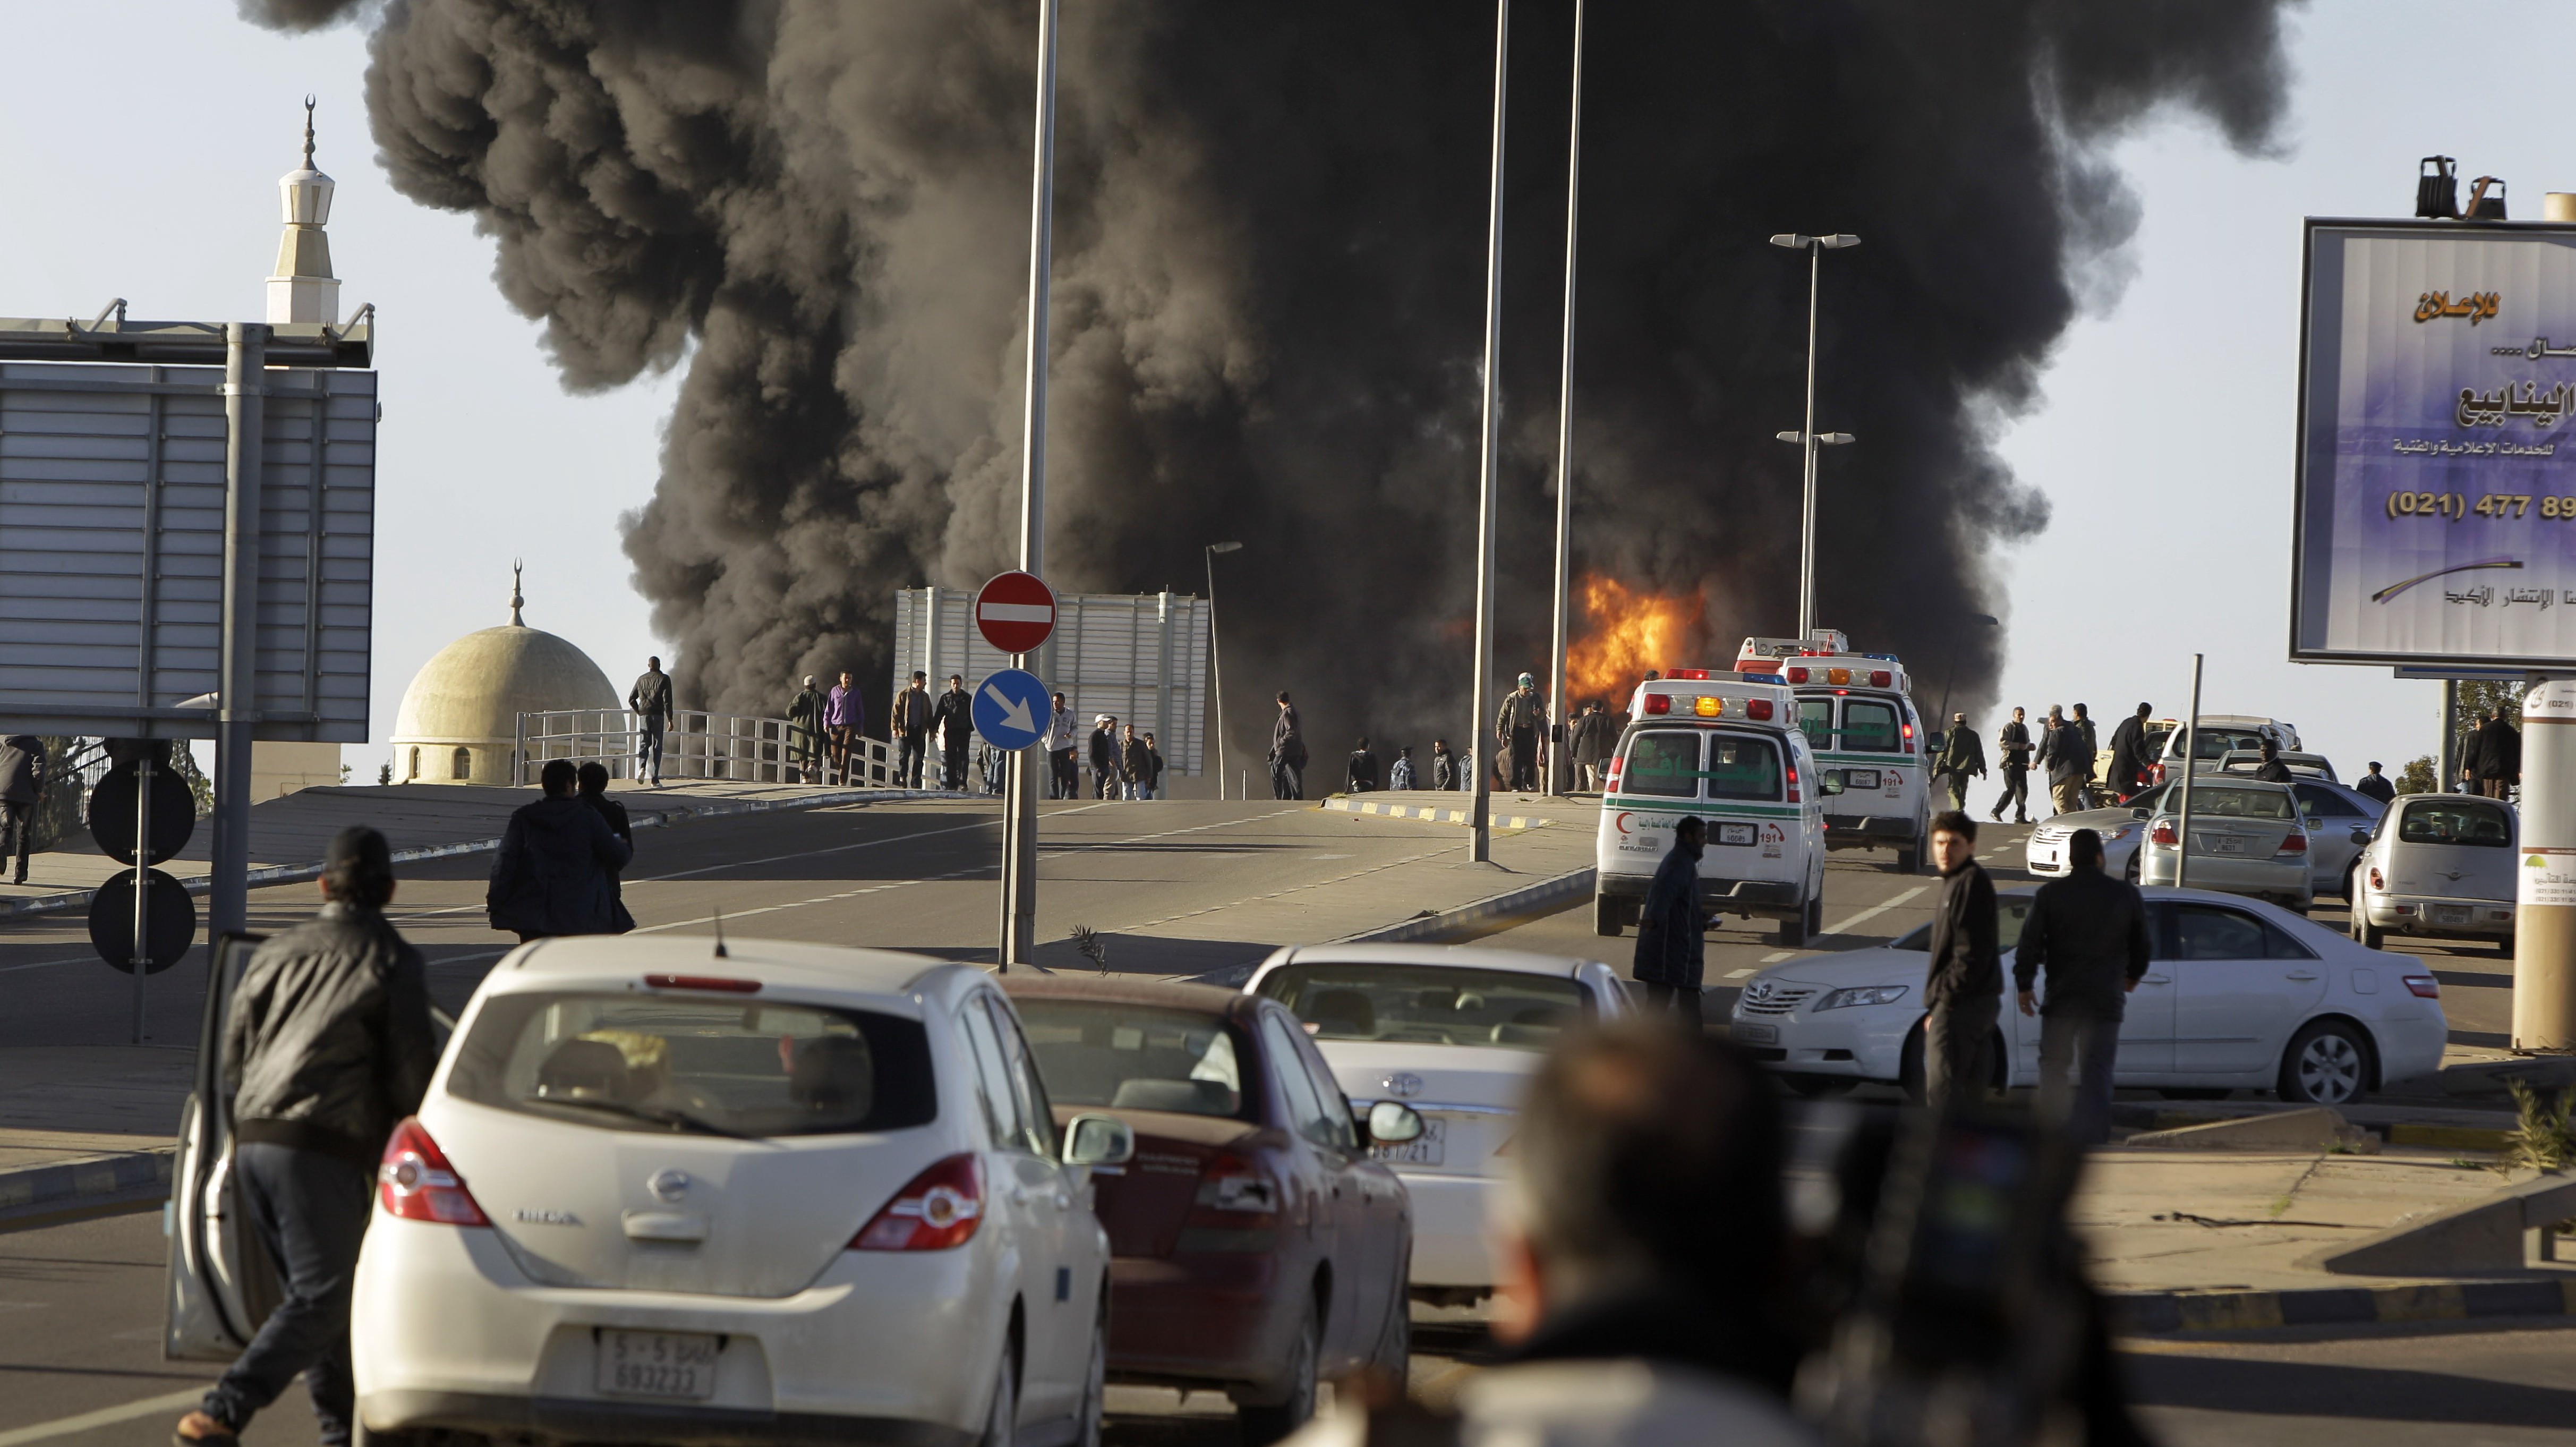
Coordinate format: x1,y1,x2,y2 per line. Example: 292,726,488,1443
0,3,2561,786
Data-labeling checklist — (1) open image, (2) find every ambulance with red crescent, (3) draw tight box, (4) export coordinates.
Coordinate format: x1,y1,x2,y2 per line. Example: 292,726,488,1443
1592,669,1830,947
1748,634,1931,874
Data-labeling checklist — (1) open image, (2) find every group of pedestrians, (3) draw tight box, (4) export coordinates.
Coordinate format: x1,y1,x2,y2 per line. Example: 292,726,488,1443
1930,700,2163,823
2458,703,2523,798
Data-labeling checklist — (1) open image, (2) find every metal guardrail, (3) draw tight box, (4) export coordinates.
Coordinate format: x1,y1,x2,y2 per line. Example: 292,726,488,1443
512,710,909,789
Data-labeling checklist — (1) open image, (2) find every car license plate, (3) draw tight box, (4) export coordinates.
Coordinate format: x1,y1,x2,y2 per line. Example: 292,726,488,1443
1371,1116,1444,1167
1717,822,1758,846
597,1330,720,1401
2434,904,2471,925
1733,1022,1779,1044
2211,835,2246,855
1844,769,1880,790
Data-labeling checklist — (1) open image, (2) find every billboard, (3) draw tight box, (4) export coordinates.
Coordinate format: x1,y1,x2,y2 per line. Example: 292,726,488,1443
2294,219,2576,669
892,586,1210,773
0,361,378,740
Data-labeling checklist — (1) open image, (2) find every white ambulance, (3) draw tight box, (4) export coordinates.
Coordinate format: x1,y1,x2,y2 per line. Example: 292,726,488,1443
1593,669,1830,947
1742,637,1931,874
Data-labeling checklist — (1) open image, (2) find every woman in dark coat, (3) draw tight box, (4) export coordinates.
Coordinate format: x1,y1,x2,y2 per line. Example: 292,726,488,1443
1633,816,1709,1027
487,760,633,941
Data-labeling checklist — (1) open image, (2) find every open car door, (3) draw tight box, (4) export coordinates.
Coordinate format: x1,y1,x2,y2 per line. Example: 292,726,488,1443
164,932,272,1361
165,932,454,1360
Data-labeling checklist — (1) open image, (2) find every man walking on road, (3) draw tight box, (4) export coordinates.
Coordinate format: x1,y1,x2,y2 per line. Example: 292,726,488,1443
173,826,435,1447
2355,760,2396,805
2037,707,2091,818
1119,724,1153,801
2475,705,2521,799
1346,737,1380,794
1931,712,1985,813
1430,738,1457,792
1270,692,1308,800
1632,816,1709,1028
825,671,863,785
487,760,634,941
1047,692,1078,799
1992,707,2033,823
1497,673,1545,792
2071,703,2101,806
1089,715,1121,799
2105,702,2156,802
892,671,933,789
628,656,674,787
0,734,45,885
786,675,825,784
931,674,974,790
1923,811,2000,1104
2013,827,2151,1145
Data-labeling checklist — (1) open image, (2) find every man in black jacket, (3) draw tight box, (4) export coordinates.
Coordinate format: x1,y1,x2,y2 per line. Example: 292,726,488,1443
1089,714,1121,799
1923,811,2000,1104
628,656,674,787
575,761,636,933
175,827,436,1447
1270,691,1308,800
2105,702,2156,801
2014,827,2152,1145
2476,705,2522,799
487,760,634,940
930,674,975,790
2354,761,2397,805
1346,737,1381,794
1633,817,1709,1027
1991,707,2033,823
0,734,44,885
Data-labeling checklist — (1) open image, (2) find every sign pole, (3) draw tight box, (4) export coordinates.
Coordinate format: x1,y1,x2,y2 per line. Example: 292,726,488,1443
1543,0,1585,801
1001,0,1061,971
2175,653,2203,892
2515,679,2576,1049
131,745,152,1043
1468,0,1511,864
210,322,265,943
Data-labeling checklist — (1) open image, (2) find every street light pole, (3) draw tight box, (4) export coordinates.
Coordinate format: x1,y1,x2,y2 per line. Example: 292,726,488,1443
1468,0,1512,865
1544,0,1587,801
999,0,1061,972
1205,541,1242,799
1769,232,1858,639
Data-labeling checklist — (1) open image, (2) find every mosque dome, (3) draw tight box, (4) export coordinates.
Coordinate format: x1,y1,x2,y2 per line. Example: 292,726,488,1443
390,568,619,785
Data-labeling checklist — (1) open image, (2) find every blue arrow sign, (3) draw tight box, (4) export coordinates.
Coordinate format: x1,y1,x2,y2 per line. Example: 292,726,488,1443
972,668,1053,752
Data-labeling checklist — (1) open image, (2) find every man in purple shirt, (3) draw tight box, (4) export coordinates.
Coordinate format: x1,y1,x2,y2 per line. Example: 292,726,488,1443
825,671,863,784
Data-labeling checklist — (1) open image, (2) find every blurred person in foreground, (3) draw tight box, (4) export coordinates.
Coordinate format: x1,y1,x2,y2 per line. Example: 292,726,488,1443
2014,827,2149,1146
1284,1022,1809,1446
174,827,435,1447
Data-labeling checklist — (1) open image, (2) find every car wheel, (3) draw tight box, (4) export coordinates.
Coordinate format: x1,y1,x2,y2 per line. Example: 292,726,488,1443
1593,893,1622,938
1776,908,1809,948
1074,1310,1106,1447
1369,1254,1411,1382
1807,892,1825,937
1895,840,1921,874
2123,854,2141,886
1781,1073,1856,1099
2278,1019,2373,1106
2351,899,2384,950
977,1333,1018,1447
1238,1300,1319,1445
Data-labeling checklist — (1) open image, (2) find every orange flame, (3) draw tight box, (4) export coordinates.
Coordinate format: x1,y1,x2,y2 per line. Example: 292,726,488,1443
1564,575,1708,707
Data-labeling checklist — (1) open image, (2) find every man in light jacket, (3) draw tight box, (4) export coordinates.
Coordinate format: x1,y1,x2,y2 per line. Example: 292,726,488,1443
628,656,674,787
2013,827,2151,1145
1496,672,1546,791
892,671,933,789
785,675,825,784
1930,711,1986,813
1046,692,1078,799
1282,1022,1810,1447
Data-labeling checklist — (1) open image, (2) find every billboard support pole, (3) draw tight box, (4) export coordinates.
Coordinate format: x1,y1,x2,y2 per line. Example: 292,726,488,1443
2175,653,2203,892
131,746,153,1043
2514,679,2576,1049
210,322,266,943
999,0,1061,971
1467,0,1511,864
2440,679,2460,793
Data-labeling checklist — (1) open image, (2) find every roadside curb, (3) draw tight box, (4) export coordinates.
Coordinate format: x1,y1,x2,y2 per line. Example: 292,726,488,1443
2111,1278,2576,1335
0,787,956,922
2108,1103,2515,1154
1335,868,1596,946
0,1147,174,1227
1320,796,1556,830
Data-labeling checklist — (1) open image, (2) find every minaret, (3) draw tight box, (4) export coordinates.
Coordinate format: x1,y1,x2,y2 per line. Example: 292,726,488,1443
266,97,341,325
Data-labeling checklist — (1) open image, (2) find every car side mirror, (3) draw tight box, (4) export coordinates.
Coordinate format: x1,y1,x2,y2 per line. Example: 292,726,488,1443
1821,771,1846,796
1062,1113,1135,1168
1363,1101,1425,1145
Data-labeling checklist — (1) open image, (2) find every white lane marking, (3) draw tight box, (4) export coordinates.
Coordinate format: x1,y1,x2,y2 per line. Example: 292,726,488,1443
0,956,97,976
1724,968,1760,980
0,1388,208,1447
1823,884,1927,937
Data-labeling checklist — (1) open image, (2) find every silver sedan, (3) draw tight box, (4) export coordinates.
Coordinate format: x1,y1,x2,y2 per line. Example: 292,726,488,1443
2032,778,2382,899
2139,778,2315,912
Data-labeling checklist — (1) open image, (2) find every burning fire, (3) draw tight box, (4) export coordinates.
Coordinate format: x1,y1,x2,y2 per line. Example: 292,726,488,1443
1564,575,1707,707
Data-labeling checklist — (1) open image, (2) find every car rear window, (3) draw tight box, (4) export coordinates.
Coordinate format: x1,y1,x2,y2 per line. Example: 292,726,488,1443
2187,730,2267,760
1013,999,1251,1120
2181,786,2296,820
447,993,936,1137
1622,730,1701,797
1704,735,1782,801
2398,799,2514,848
1257,964,1591,1050
1841,700,1901,752
1890,899,2032,952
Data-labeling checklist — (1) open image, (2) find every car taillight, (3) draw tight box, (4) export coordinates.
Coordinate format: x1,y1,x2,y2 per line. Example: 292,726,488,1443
1643,694,1670,716
1669,668,1711,679
1785,667,1809,684
1746,698,1775,721
2151,821,2178,846
378,1118,490,1226
852,1153,984,1251
2276,831,2307,856
1869,670,1891,687
2152,763,2167,784
1786,765,1801,804
2369,866,2384,891
2402,974,2440,998
644,974,761,993
1901,721,1916,754
1180,1150,1280,1250
1605,756,1624,789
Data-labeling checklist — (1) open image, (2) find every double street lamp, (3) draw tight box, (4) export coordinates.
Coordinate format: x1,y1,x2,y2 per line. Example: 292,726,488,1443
1205,540,1243,798
1770,231,1859,641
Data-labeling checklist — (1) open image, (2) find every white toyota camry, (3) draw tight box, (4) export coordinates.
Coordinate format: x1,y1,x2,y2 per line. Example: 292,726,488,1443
1728,886,2446,1107
176,935,1134,1447
1242,944,1632,1301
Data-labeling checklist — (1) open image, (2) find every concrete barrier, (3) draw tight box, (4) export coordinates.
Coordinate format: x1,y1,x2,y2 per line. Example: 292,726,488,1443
2301,1170,2576,1276
2125,1107,2378,1154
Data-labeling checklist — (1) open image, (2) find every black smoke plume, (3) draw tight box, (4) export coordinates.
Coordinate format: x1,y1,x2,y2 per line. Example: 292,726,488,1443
246,0,2293,757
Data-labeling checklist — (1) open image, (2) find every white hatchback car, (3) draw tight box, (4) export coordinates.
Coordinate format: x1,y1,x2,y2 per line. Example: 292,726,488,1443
1242,944,1632,1301
2350,793,2519,952
170,935,1131,1447
1728,887,2446,1107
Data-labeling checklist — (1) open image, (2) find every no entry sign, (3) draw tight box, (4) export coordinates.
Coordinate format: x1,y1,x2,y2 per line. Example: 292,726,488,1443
975,571,1058,654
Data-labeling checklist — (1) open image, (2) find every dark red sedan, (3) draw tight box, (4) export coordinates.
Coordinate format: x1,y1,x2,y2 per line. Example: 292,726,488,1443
1000,974,1419,1443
